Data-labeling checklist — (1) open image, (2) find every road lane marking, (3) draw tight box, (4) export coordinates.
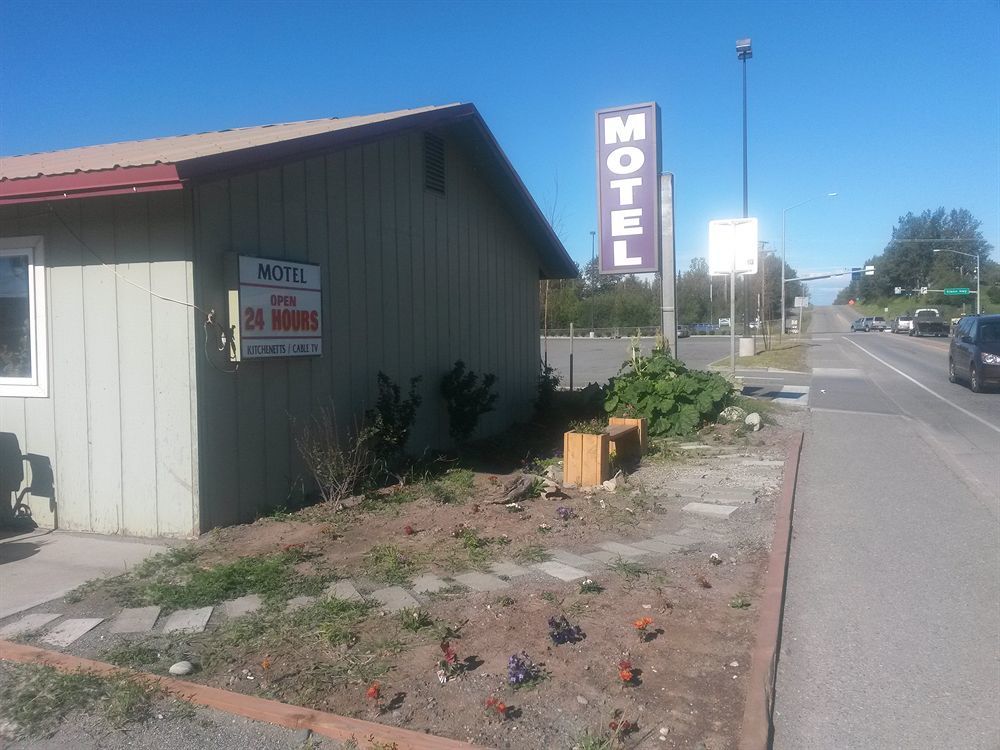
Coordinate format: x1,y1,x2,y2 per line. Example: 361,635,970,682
843,337,1000,435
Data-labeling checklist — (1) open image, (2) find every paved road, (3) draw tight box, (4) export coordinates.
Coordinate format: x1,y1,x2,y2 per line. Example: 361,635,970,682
773,306,1000,749
541,335,731,386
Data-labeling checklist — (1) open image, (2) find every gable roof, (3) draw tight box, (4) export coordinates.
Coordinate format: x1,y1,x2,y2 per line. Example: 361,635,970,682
0,104,575,278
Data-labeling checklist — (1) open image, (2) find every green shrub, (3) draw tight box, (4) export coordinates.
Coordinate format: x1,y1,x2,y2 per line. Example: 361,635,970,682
364,372,422,459
440,361,498,443
536,361,560,412
604,351,733,436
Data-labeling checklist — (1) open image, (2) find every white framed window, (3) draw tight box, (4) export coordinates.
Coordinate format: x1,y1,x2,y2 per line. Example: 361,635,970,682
0,236,48,398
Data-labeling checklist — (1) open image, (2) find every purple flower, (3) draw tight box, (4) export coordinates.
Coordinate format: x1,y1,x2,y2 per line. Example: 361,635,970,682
507,652,538,686
555,506,574,521
548,615,585,645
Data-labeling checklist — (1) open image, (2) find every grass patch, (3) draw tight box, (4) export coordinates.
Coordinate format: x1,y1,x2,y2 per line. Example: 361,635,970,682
100,642,164,670
710,341,809,372
427,468,475,504
363,544,417,585
398,608,434,632
512,545,551,564
0,664,162,738
196,596,373,672
66,546,330,613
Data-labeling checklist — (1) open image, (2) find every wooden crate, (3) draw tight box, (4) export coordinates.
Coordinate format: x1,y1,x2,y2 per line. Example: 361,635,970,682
563,431,609,487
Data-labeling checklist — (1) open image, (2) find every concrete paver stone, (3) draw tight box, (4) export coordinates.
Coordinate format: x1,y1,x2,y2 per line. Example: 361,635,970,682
545,549,595,571
0,613,61,638
370,586,420,613
41,618,104,648
531,560,589,582
110,606,161,633
682,502,740,519
284,596,316,612
325,580,363,601
583,550,620,564
489,561,531,578
410,574,449,595
454,572,510,592
597,541,648,559
161,606,213,634
632,538,685,554
223,595,263,618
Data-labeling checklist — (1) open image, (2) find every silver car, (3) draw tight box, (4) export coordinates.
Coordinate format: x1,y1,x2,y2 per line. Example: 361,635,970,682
892,315,914,333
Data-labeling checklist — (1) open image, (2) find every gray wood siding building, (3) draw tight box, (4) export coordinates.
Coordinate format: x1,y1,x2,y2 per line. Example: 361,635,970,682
0,104,574,537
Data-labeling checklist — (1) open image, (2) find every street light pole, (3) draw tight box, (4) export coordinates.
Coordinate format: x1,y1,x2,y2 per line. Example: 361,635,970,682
933,248,981,315
737,38,751,218
781,192,838,340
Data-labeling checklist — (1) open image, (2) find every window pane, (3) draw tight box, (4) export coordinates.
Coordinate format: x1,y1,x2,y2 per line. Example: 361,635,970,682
0,254,31,378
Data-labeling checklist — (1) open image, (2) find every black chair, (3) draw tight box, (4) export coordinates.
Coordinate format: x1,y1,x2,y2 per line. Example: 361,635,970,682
0,432,53,527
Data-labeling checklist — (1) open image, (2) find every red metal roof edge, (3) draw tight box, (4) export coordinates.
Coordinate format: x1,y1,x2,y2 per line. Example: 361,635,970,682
0,163,182,205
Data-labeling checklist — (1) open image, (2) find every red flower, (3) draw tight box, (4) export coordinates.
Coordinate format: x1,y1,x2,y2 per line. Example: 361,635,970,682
440,641,457,664
403,525,414,536
633,617,653,631
366,682,380,701
619,668,634,683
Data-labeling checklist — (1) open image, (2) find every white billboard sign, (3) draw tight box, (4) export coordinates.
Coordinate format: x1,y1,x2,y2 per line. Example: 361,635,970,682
794,296,809,308
708,218,758,275
238,256,322,359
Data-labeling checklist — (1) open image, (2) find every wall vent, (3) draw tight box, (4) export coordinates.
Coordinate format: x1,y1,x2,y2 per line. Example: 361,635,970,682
424,133,446,195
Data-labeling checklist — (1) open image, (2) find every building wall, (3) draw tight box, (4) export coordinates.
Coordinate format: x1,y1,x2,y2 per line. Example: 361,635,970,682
0,192,200,537
192,129,542,529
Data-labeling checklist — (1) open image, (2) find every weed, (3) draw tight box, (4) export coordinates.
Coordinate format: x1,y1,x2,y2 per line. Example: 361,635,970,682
426,468,475,504
574,731,616,750
495,595,515,607
363,544,416,585
606,556,649,581
0,664,160,738
294,406,375,504
423,584,467,601
579,578,604,594
398,608,434,632
101,642,162,670
540,591,558,603
730,594,752,609
568,418,606,434
512,545,551,564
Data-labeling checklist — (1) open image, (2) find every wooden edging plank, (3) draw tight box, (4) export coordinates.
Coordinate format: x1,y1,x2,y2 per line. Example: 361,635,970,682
737,430,804,750
0,640,484,750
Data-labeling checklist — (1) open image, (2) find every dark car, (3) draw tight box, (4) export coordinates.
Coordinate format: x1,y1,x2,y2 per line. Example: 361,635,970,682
676,325,691,338
949,314,1000,393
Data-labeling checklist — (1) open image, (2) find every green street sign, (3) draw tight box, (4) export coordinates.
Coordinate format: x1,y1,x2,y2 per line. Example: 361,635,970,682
943,287,970,295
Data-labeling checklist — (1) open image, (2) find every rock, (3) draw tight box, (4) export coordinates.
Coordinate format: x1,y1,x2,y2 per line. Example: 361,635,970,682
168,660,193,676
709,553,722,565
730,661,739,668
576,695,589,705
745,412,762,431
660,726,670,735
719,405,748,423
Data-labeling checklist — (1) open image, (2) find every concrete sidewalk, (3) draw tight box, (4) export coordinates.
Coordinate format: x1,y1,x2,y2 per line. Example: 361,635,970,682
0,529,166,617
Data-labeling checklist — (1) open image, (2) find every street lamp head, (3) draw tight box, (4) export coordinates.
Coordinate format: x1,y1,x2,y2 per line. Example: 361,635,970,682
737,38,752,59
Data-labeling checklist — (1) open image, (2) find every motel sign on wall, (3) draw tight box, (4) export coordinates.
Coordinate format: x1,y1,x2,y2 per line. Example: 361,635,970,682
238,256,323,359
596,103,662,274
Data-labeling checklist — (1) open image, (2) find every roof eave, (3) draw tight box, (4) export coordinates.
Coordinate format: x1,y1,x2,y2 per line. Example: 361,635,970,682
0,163,182,205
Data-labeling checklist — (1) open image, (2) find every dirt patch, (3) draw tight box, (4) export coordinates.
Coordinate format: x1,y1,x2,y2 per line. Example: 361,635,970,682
14,414,798,749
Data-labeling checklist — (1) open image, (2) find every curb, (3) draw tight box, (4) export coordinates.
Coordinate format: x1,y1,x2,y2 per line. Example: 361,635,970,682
0,640,484,750
737,430,804,750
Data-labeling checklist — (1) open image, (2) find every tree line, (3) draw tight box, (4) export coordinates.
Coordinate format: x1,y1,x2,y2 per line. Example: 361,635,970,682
835,207,998,311
540,255,805,331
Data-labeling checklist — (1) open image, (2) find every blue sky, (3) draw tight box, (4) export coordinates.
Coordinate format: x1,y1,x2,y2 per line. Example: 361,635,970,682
2,0,997,303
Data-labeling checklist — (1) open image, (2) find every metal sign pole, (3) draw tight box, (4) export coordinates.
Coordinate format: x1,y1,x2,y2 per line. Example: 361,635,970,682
660,173,678,357
730,257,737,376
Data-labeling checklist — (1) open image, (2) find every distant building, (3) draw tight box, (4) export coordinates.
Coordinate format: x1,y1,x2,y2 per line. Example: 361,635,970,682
0,104,574,537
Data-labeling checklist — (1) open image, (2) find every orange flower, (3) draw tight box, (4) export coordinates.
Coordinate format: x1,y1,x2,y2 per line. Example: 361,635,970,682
619,668,634,683
633,617,653,630
261,657,271,670
495,701,507,715
366,682,381,701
